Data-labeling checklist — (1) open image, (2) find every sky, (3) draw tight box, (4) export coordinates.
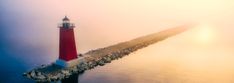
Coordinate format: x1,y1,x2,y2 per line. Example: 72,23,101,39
0,0,234,82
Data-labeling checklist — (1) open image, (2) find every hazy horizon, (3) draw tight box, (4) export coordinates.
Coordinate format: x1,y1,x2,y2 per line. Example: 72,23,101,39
1,0,234,82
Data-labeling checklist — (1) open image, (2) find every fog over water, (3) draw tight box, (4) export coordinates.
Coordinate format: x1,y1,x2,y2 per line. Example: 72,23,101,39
0,0,234,83
78,27,234,83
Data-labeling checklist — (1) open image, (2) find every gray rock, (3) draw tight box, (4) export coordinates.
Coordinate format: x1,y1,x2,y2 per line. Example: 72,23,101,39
30,71,36,78
36,74,46,80
98,60,105,66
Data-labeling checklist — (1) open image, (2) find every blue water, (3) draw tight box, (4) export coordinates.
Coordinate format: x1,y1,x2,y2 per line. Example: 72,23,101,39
0,37,48,83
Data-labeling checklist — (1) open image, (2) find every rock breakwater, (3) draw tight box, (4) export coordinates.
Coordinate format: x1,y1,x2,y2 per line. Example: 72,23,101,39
23,26,190,82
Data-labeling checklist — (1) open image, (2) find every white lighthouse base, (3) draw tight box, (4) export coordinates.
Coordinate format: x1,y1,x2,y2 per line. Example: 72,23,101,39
55,59,79,67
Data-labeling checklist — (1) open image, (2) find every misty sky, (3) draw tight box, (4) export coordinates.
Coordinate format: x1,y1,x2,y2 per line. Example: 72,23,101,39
1,0,234,82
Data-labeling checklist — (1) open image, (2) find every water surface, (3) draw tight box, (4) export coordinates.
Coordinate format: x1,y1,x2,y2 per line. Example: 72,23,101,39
65,27,234,83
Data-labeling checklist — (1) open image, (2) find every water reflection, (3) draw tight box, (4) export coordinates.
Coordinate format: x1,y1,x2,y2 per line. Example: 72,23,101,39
71,27,234,83
61,74,79,83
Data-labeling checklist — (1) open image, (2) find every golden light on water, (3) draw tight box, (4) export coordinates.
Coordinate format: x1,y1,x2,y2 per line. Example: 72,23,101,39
2,0,234,82
192,24,216,44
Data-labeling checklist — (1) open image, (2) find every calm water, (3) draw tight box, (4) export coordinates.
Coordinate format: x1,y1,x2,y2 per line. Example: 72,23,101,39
72,28,234,83
1,27,234,83
1,0,234,82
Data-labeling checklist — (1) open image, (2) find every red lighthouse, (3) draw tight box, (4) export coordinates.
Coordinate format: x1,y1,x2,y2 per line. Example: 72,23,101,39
56,16,78,67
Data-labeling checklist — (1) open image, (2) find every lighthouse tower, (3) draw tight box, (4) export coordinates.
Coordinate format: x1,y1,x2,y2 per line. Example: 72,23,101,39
56,16,78,67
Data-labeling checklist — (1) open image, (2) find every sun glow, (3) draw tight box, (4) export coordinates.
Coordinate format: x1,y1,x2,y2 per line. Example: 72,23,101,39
194,24,215,44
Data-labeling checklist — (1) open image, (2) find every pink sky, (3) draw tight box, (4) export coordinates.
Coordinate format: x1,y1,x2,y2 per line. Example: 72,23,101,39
1,0,234,61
